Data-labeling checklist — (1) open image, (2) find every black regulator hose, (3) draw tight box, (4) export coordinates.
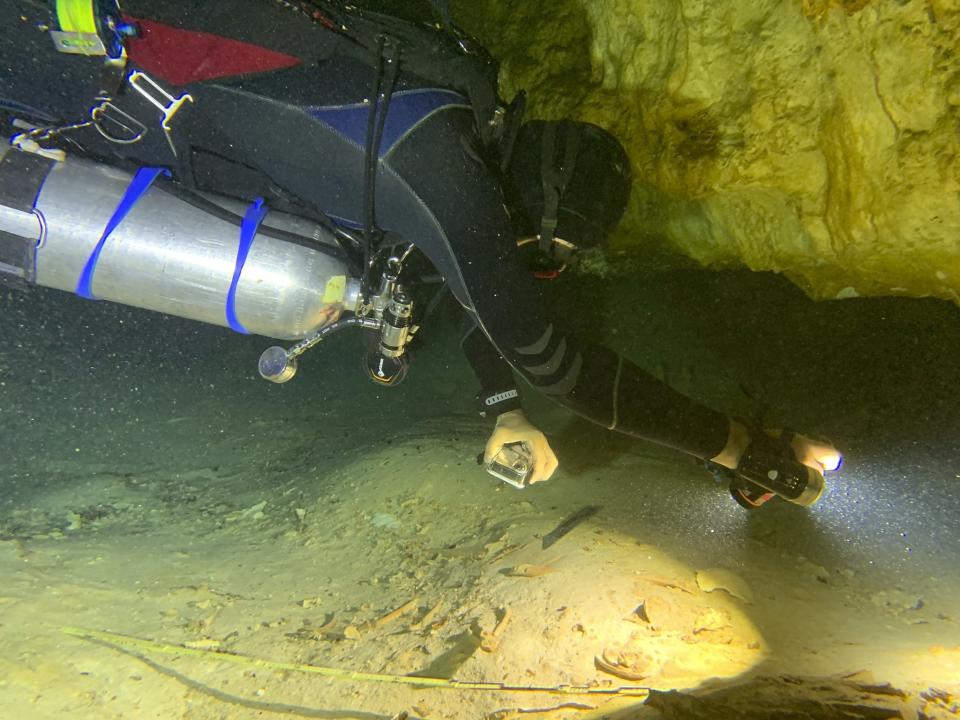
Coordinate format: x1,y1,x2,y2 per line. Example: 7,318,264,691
153,177,348,261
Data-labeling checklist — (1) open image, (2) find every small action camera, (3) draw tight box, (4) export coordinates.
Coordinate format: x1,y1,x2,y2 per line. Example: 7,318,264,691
484,442,533,489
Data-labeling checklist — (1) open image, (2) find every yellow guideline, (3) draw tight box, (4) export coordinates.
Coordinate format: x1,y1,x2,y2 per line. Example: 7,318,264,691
61,626,650,698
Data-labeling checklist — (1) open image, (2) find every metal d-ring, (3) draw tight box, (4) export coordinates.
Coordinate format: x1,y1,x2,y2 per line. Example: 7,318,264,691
90,98,147,145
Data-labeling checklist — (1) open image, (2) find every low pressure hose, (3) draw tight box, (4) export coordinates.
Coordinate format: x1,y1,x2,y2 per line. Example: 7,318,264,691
258,315,381,383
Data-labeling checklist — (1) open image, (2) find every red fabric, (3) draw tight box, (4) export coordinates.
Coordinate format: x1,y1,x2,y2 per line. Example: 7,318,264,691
125,18,302,86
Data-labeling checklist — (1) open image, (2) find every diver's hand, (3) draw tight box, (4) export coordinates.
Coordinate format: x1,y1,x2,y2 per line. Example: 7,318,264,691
789,432,842,473
484,409,559,484
711,419,842,474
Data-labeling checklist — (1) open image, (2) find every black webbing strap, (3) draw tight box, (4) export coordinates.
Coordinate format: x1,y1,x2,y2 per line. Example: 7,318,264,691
0,148,55,287
429,0,453,27
538,121,581,255
0,147,55,213
314,2,502,147
0,230,34,287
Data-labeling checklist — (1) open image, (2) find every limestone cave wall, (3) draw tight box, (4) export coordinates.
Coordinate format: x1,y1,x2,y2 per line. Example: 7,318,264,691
455,0,960,304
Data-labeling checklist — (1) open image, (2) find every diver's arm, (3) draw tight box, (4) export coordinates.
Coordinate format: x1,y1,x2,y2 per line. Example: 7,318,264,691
460,320,522,418
712,419,841,473
460,320,558,483
710,419,752,470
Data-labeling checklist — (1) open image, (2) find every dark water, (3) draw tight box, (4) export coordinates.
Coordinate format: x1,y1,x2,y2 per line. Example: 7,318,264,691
3,268,958,589
0,281,467,512
550,269,960,585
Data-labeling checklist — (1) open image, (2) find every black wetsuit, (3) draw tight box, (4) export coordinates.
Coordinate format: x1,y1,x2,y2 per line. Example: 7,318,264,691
0,0,730,460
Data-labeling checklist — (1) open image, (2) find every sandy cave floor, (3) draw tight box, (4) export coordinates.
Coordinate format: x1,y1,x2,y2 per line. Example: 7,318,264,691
1,421,958,720
1,270,959,719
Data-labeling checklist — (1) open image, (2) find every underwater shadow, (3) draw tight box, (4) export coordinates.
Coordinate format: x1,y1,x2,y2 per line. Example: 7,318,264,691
89,638,418,720
603,670,917,719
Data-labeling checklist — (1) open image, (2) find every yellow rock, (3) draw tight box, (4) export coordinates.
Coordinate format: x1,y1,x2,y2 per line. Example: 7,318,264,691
695,567,755,604
456,0,960,305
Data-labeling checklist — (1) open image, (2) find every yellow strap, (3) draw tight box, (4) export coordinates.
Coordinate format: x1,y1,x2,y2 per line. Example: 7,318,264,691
55,0,98,34
61,626,649,698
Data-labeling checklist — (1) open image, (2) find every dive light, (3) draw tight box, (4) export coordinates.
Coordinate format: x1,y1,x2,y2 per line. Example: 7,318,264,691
730,435,825,508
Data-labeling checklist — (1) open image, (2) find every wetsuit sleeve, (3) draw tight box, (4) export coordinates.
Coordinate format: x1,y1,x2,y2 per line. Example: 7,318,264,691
460,317,522,418
380,96,733,460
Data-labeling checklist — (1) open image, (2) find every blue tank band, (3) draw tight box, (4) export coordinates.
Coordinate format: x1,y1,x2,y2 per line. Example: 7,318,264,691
226,197,268,334
76,166,169,300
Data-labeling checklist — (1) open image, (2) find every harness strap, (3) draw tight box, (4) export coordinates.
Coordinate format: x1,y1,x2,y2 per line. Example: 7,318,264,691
0,147,55,288
0,145,56,212
314,2,501,148
538,121,581,255
429,0,453,27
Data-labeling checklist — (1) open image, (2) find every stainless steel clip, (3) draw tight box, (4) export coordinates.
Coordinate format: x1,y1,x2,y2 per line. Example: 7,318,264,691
126,71,194,156
90,98,147,145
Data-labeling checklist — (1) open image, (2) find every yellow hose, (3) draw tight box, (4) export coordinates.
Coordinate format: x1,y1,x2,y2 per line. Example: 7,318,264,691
61,626,650,699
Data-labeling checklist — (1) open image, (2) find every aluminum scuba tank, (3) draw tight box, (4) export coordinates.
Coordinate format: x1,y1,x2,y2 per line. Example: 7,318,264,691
0,141,360,340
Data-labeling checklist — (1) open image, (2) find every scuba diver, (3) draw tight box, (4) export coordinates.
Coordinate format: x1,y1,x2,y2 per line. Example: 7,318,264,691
0,0,840,507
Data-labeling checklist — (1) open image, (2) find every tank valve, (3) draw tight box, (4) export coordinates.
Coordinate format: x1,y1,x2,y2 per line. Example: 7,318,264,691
257,256,416,385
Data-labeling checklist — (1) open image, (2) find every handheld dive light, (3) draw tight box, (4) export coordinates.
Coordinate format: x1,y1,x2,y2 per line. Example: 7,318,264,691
729,432,826,508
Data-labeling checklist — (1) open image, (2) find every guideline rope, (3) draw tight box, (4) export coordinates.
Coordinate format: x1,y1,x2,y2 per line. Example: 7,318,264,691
61,626,650,699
